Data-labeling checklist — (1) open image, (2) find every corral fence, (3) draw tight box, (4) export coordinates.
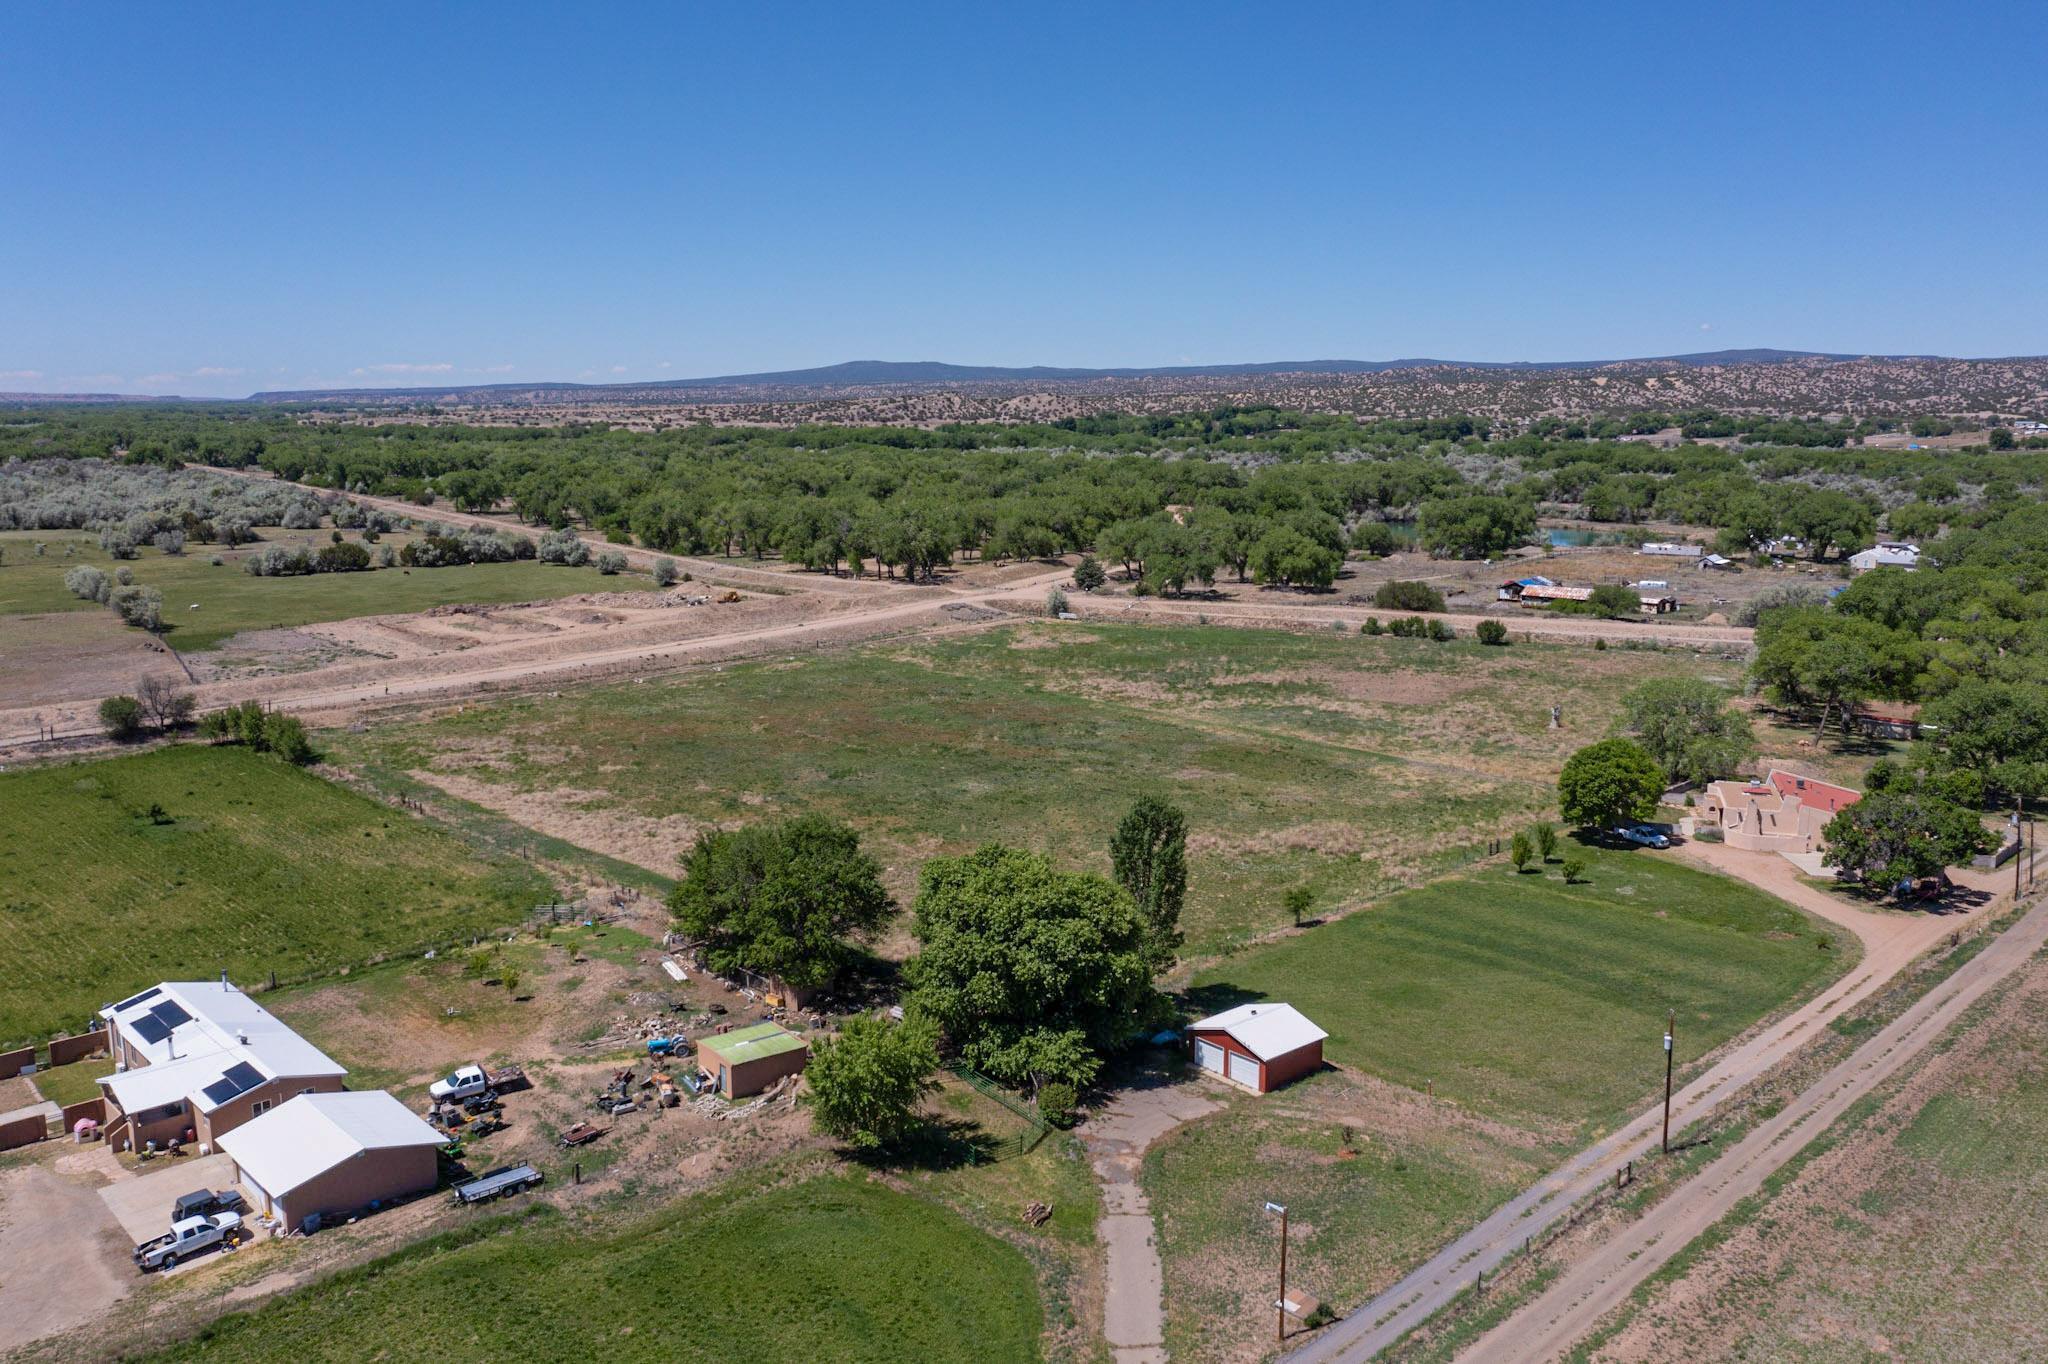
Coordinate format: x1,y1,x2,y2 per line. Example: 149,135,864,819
945,1063,1053,1163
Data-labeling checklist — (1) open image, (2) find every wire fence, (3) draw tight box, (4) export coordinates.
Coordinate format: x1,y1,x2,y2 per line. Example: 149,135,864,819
945,1063,1052,1162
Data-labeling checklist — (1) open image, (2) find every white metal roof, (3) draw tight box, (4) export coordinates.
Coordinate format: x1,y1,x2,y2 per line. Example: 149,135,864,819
99,980,344,1113
1187,1002,1328,1061
217,1091,443,1198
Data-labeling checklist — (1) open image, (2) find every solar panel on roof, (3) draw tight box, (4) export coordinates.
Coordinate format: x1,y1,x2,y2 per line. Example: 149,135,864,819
202,1077,241,1105
113,986,162,1012
219,1061,264,1094
132,1014,171,1044
149,1001,192,1029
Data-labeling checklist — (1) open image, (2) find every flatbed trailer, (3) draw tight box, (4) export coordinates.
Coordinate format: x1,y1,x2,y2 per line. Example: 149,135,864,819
453,1164,545,1205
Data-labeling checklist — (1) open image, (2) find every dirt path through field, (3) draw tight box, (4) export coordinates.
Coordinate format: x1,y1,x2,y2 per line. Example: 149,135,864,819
1285,841,2016,1364
1456,889,2048,1364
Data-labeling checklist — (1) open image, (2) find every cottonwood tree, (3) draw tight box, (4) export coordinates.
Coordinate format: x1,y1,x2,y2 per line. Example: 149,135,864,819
669,815,893,992
136,675,195,730
1617,678,1755,786
1557,739,1665,830
1822,791,1993,894
1109,795,1187,970
905,843,1153,1092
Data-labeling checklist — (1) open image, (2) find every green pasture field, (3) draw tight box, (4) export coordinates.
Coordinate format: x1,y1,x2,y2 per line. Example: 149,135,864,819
155,1169,1044,1364
0,744,550,1046
1190,844,1851,1141
328,621,1713,954
0,528,635,650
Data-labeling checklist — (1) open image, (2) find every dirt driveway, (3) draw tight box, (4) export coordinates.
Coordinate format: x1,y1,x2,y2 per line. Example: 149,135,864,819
0,1160,134,1354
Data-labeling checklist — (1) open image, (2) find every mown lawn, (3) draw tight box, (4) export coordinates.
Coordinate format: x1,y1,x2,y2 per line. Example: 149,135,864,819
1189,842,1852,1141
0,529,634,650
330,622,1713,954
0,744,550,1046
157,1170,1043,1364
30,1055,116,1108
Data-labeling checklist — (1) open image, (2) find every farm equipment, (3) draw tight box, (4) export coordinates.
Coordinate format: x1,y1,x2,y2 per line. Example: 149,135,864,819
466,1113,507,1138
558,1123,606,1148
453,1164,544,1205
646,1035,685,1056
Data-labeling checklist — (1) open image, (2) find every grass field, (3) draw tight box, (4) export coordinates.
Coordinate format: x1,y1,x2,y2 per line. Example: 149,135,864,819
28,1055,115,1108
1190,843,1850,1140
328,621,1714,954
155,1168,1043,1364
0,529,633,650
1145,1073,1542,1361
0,744,551,1045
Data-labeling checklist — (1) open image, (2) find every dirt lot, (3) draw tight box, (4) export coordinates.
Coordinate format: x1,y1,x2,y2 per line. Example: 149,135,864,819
0,1155,135,1355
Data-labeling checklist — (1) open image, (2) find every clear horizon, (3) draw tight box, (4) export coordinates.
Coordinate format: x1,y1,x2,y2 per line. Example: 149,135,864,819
4,1,2043,398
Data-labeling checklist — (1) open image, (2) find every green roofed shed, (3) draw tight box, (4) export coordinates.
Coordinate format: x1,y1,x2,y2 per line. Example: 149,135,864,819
697,1022,810,1097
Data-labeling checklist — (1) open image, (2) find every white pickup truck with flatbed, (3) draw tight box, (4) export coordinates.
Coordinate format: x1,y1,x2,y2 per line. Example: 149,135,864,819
133,1212,242,1272
429,1062,528,1103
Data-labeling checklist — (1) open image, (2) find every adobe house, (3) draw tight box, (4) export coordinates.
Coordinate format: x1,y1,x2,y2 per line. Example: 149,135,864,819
1700,769,1860,855
1186,1002,1327,1094
96,979,347,1153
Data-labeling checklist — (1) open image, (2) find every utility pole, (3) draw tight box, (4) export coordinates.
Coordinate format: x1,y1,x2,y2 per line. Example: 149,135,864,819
1662,1009,1675,1155
1265,1201,1289,1344
2016,802,2025,900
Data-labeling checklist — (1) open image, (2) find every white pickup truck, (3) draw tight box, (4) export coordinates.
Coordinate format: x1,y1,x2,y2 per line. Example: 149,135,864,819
429,1062,526,1103
133,1212,242,1272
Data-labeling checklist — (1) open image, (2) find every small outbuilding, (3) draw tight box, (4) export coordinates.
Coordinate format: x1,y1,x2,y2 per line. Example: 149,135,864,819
1186,1002,1327,1094
216,1090,444,1232
696,1022,809,1098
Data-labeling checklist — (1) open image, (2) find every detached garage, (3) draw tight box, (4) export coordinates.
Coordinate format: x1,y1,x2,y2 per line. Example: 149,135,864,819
1187,1002,1327,1094
217,1090,445,1233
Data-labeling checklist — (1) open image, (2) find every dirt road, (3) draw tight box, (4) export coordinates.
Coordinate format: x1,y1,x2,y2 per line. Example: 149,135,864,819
1285,842,2012,1364
1457,890,2048,1364
1005,591,1756,650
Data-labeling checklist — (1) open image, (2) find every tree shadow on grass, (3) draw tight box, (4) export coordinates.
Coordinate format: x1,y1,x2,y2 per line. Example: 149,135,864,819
867,1116,1004,1173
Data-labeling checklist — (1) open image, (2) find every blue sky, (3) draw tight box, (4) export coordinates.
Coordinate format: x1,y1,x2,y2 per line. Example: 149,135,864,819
3,1,2042,397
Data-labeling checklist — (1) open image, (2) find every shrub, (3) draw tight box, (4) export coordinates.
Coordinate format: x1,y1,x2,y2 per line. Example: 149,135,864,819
1361,616,1384,636
1373,580,1446,613
1046,587,1069,617
64,565,110,602
1533,822,1559,861
1426,618,1455,641
280,500,323,530
652,557,679,587
209,555,224,566
1560,854,1588,883
314,542,371,572
1071,555,1107,591
263,714,318,765
114,565,135,586
1588,583,1640,619
216,516,254,546
330,529,344,544
99,695,144,740
1510,830,1534,871
98,527,139,559
374,544,397,568
110,585,163,631
153,529,186,555
537,530,590,566
595,550,628,576
1476,619,1509,645
1037,1081,1079,1129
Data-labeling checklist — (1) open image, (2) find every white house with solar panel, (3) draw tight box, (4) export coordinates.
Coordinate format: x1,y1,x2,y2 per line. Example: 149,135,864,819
96,978,347,1154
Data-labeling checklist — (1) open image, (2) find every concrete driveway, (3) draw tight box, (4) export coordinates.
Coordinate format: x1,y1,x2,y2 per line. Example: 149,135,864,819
98,1151,241,1248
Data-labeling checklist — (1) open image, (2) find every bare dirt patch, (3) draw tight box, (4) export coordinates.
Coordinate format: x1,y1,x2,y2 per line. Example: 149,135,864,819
411,768,704,878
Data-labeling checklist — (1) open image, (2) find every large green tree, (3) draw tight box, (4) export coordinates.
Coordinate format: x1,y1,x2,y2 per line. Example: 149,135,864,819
1109,795,1188,970
1617,678,1755,785
1557,738,1665,830
668,815,893,991
1822,791,1994,894
904,844,1154,1090
805,1015,940,1151
1417,494,1536,559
